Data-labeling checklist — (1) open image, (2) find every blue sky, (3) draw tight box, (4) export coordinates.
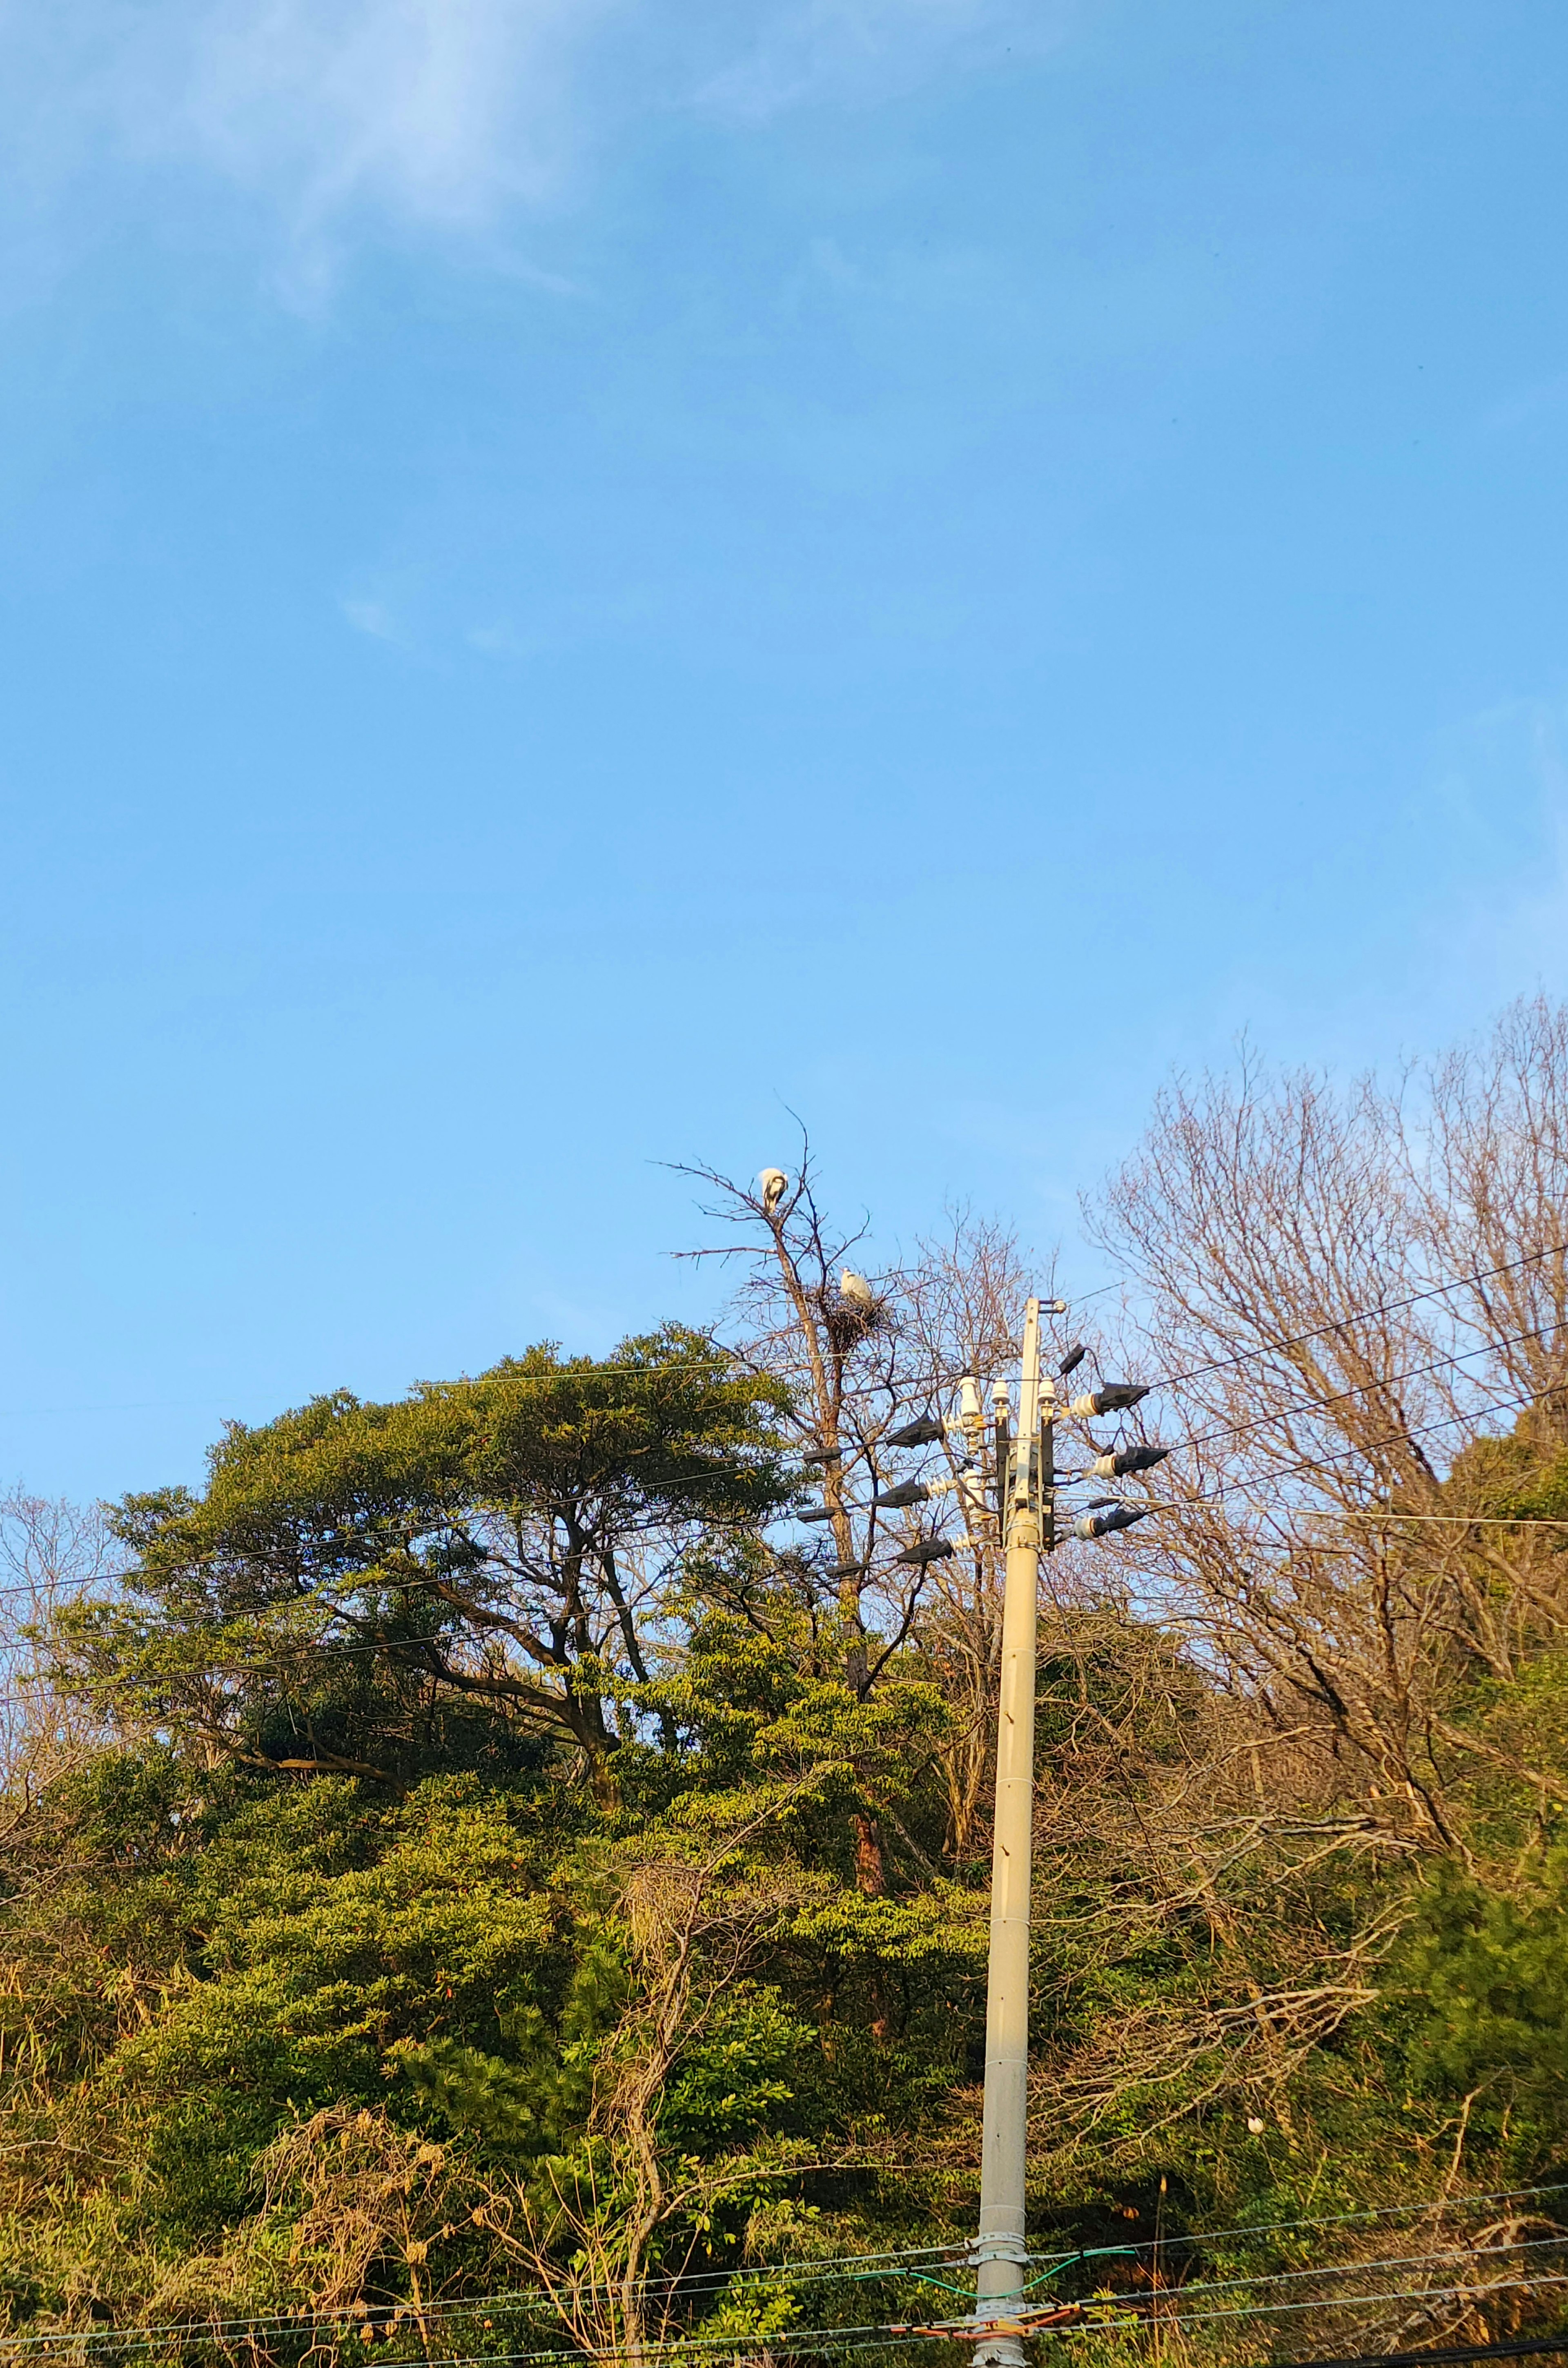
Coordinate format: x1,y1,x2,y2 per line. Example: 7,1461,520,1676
3,0,1567,1504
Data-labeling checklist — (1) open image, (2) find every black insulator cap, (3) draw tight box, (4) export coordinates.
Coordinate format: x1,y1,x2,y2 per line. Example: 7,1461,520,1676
1111,1443,1170,1477
886,1415,944,1448
1075,1503,1153,1540
872,1479,931,1509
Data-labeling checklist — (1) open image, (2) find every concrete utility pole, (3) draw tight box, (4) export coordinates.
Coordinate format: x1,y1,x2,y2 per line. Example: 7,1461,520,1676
972,1296,1051,2368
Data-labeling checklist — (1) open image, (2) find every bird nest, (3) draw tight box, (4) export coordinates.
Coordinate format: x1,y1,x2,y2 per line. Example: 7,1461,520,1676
820,1287,889,1350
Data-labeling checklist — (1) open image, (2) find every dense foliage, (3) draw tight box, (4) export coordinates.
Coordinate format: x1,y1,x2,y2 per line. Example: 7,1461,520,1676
5,1004,1568,2368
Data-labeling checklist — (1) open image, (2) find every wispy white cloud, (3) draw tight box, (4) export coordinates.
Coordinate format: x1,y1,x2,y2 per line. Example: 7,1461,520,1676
0,0,619,297
693,0,1045,123
340,591,403,642
0,0,1037,295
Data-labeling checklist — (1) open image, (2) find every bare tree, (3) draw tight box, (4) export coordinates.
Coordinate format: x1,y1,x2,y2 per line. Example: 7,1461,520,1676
676,1146,1045,1877
0,1488,115,1816
1081,1000,1568,1855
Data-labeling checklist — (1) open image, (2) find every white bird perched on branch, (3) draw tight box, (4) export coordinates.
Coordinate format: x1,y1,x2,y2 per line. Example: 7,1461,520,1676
838,1268,876,1313
758,1167,788,1215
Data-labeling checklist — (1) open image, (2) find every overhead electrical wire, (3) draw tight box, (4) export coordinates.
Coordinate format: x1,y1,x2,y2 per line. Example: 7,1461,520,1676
1066,2265,1568,2337
8,1371,1567,1711
16,1241,1560,1451
11,1251,1568,1630
9,2190,1567,2361
1151,1239,1568,1392
1256,2335,1568,2368
1050,1505,1568,1534
1071,1383,1559,1531
1194,1382,1550,1499
1107,2234,1568,2307
27,2263,1566,2368
9,1372,1565,1706
1026,2184,1568,2261
0,2246,976,2362
1278,1507,1568,1531
3,1244,1563,1450
1152,1315,1566,1463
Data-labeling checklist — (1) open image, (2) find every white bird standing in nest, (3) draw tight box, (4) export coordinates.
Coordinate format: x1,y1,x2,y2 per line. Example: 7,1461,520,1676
838,1268,876,1313
758,1167,788,1215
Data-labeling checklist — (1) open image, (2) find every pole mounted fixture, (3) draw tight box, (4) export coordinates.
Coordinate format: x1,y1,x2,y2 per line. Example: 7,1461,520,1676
1057,1341,1087,1377
1073,1504,1151,1540
871,1479,931,1509
1087,1441,1170,1479
1067,1382,1150,1417
886,1414,945,1448
895,1536,956,1565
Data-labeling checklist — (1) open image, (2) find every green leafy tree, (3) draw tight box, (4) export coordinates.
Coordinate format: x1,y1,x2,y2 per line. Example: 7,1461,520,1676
1403,1846,1568,2154
59,1330,788,1802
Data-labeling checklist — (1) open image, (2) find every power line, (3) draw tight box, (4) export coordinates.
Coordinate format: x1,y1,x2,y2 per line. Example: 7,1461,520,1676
10,2190,1565,2359
1246,2335,1568,2368
57,2266,1567,2368
8,1365,1566,1702
0,1320,1102,1426
1163,1316,1565,1463
1137,2237,1568,2307
1054,1500,1568,1533
1075,2265,1568,2336
1221,1383,1549,1495
29,1240,1557,1443
1049,1383,1555,1536
0,2239,980,2355
1288,1508,1568,1532
1020,2188,1568,2276
1154,1238,1568,1392
1124,1382,1552,1518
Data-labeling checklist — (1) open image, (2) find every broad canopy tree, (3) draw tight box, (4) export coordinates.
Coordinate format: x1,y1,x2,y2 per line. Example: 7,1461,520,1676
64,1327,790,1801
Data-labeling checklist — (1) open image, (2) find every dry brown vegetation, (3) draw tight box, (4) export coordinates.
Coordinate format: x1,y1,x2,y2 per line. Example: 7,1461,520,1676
2,1003,1568,2364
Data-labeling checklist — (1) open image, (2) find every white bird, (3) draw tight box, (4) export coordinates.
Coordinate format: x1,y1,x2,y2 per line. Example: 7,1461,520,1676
758,1167,788,1215
839,1268,876,1313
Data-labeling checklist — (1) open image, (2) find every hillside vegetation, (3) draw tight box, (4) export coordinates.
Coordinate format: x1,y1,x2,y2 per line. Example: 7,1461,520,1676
4,1002,1568,2368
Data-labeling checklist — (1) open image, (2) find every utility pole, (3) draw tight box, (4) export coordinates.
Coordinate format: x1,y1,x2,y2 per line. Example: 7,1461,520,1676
776,1240,1164,2366
972,1296,1047,2368
967,1310,1161,2366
